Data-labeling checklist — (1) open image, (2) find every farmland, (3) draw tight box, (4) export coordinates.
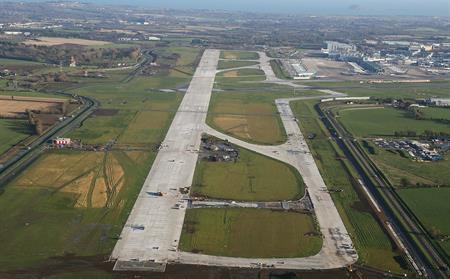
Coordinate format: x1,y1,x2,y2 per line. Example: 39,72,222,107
192,145,304,201
0,149,154,270
0,44,196,274
23,37,110,46
0,96,66,118
338,106,450,137
220,51,259,60
398,188,450,255
207,92,287,145
291,100,407,273
179,208,322,258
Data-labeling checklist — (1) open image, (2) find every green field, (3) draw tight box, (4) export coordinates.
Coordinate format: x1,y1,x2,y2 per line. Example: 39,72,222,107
207,92,287,145
0,119,33,155
399,188,450,255
220,51,259,60
167,46,201,76
179,208,322,258
421,107,450,121
217,60,259,70
270,59,291,80
338,106,450,137
0,58,47,66
192,145,303,201
291,100,407,273
68,77,183,144
365,144,450,187
0,90,66,99
299,81,450,99
336,105,450,187
217,68,265,77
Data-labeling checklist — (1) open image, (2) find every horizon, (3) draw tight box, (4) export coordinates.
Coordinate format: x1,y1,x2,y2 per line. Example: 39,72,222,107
3,0,450,17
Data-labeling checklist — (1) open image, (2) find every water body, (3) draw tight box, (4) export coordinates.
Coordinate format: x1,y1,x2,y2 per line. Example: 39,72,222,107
3,0,450,16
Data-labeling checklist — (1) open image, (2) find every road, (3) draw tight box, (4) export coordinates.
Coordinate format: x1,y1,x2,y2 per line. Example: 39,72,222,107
111,48,357,271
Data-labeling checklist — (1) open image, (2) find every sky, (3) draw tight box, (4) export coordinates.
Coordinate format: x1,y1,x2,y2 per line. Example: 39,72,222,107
6,0,450,16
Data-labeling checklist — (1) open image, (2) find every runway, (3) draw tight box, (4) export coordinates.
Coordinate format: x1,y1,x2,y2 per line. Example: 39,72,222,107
111,49,357,272
111,49,221,271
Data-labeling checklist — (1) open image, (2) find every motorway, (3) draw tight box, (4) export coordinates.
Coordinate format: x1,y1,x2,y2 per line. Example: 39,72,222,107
111,49,358,271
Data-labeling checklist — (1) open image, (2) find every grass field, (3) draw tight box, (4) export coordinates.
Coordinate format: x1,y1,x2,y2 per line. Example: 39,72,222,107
179,208,322,258
398,188,450,256
217,60,259,70
270,59,291,80
0,90,66,99
207,92,288,145
0,119,33,155
166,46,202,77
220,51,259,60
0,58,46,66
299,81,450,99
67,77,183,144
291,100,408,273
337,105,450,187
421,107,450,121
192,145,304,201
366,144,450,187
0,150,154,270
217,68,264,77
338,106,450,137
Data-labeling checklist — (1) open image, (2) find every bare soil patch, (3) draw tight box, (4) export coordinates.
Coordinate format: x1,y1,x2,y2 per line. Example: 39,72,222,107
23,37,110,46
0,97,65,118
